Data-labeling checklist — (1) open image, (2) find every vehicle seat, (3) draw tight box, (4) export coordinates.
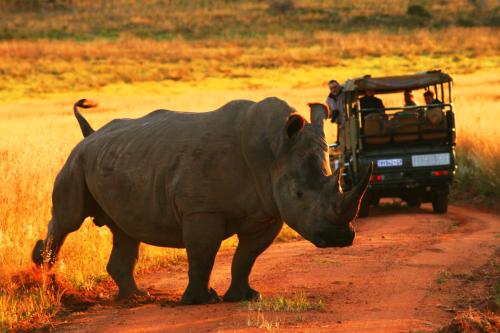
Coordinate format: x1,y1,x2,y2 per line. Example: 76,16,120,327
422,108,447,140
391,111,419,142
364,114,389,144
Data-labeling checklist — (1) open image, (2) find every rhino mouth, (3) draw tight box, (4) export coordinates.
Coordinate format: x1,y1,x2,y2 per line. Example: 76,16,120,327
312,229,355,248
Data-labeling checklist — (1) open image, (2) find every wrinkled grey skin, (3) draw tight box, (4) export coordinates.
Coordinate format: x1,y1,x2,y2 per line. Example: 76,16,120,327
32,98,371,304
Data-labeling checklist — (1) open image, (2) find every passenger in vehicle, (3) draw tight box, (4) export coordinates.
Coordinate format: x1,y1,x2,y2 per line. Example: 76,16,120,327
423,90,444,125
326,79,346,146
359,89,385,116
326,79,345,125
404,90,418,107
423,90,442,106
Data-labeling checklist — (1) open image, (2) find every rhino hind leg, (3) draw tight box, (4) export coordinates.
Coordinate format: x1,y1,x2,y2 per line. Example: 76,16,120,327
106,224,145,299
223,220,283,302
32,217,81,267
32,169,90,266
181,214,226,305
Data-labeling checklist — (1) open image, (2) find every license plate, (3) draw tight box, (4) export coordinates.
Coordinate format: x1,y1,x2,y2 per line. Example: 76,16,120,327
377,158,403,168
412,153,450,167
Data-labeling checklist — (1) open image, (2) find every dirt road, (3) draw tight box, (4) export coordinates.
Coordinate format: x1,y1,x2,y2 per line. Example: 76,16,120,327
55,204,499,332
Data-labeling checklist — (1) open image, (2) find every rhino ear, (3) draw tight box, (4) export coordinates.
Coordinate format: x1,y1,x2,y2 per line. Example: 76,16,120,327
285,114,306,138
308,103,329,127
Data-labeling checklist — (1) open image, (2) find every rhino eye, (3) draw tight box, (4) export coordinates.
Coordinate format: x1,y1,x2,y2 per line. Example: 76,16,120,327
296,191,304,199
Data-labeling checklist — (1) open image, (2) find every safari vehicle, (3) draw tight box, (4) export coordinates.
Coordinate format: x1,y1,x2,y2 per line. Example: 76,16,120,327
331,70,456,217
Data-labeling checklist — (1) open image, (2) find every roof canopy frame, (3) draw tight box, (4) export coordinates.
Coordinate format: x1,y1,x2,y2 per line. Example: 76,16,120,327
342,71,453,95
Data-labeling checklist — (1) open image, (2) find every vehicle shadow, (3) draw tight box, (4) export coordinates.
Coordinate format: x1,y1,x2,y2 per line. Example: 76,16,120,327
363,200,436,218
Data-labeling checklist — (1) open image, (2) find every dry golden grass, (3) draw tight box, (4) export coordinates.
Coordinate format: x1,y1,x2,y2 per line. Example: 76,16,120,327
436,308,499,333
247,292,324,312
1,27,499,101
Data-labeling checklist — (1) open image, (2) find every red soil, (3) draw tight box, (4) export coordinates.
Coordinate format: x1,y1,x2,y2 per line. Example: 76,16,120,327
51,204,499,332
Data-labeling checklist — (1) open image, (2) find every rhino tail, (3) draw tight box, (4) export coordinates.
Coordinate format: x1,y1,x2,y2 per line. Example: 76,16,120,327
73,99,98,137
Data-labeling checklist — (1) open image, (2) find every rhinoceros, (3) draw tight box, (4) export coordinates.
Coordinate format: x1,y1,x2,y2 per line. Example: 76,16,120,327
32,97,371,304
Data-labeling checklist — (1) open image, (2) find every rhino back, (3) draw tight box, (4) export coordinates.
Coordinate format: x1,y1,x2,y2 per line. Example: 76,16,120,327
77,100,269,245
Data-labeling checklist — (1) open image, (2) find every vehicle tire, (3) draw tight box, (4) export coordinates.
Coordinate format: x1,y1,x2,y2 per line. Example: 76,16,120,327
432,193,448,214
358,198,370,218
406,198,422,208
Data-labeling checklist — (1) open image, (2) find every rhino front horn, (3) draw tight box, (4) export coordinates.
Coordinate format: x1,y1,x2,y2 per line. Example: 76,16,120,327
352,163,373,202
337,163,373,217
330,167,342,193
308,103,329,127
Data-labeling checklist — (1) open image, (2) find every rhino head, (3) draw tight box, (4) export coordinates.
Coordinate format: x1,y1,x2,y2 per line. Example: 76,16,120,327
272,103,372,248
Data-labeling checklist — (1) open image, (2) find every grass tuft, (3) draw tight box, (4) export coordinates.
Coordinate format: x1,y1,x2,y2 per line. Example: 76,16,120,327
436,308,499,333
0,268,65,332
452,136,500,210
247,292,324,313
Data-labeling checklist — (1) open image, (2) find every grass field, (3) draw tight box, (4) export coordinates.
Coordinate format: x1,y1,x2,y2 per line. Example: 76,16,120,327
1,0,498,40
1,27,499,101
0,0,499,331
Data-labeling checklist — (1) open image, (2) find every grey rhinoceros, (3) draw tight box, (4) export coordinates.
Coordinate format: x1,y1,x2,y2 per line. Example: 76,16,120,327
32,97,371,304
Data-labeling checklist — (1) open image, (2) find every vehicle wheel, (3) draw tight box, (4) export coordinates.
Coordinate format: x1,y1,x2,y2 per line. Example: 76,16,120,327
358,199,370,218
406,198,422,208
432,193,448,214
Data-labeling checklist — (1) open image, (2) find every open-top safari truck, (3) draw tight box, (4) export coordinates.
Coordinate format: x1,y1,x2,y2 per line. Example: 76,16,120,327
330,70,456,217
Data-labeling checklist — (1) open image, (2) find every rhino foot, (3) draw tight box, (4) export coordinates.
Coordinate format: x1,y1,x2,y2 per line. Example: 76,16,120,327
223,286,261,302
181,287,221,305
32,239,45,266
117,288,149,300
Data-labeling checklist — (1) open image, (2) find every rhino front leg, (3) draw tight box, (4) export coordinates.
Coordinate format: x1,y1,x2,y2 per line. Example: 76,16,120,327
107,224,145,299
181,213,225,304
223,220,283,302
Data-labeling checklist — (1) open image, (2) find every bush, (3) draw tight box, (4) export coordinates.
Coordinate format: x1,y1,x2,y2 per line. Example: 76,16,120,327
1,0,73,11
485,6,500,27
348,13,429,29
457,14,476,27
452,144,500,210
267,0,295,15
406,4,432,19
